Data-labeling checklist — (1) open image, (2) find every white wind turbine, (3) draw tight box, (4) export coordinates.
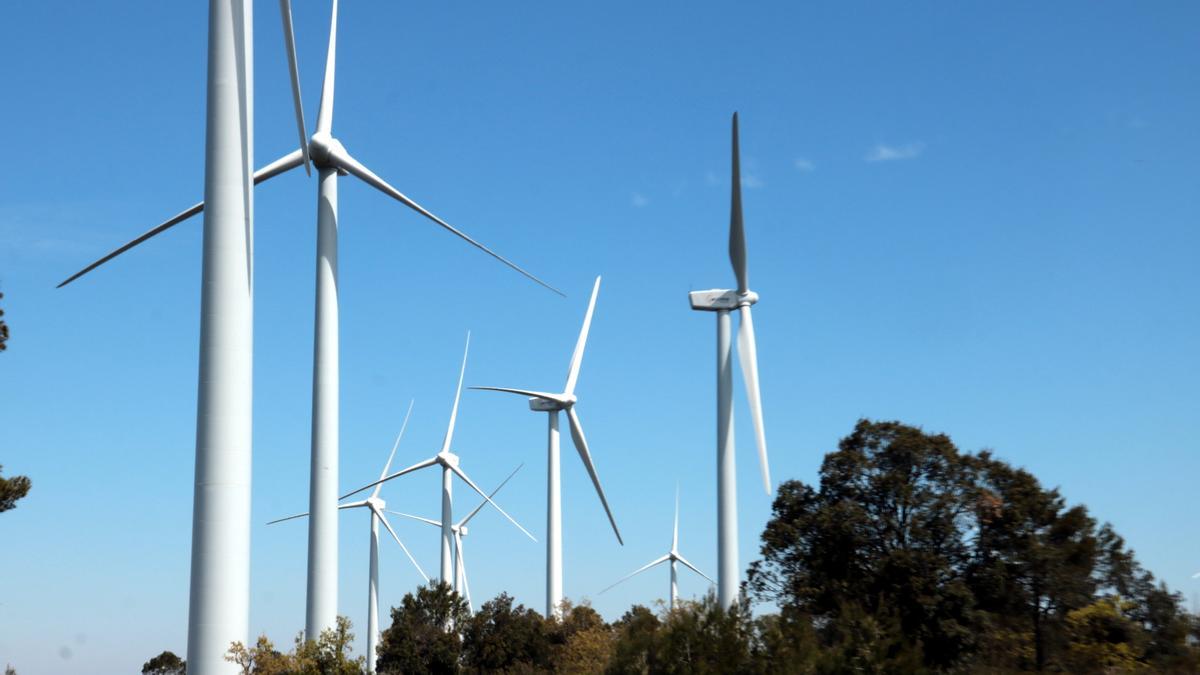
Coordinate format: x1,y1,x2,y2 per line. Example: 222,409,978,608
267,400,427,674
389,463,526,613
600,489,714,612
688,113,771,609
471,276,623,619
55,2,307,671
343,333,537,586
59,0,558,642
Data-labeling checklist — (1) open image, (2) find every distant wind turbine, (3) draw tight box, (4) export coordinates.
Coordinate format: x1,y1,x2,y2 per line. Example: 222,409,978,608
267,400,426,674
343,333,536,586
471,276,623,618
389,463,526,613
600,488,713,611
687,113,772,609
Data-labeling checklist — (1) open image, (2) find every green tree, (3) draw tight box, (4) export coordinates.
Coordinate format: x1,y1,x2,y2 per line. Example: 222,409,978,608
747,419,1200,672
0,464,32,513
376,582,469,675
0,291,9,351
142,650,186,675
748,420,980,669
607,605,660,674
225,617,364,675
293,616,366,675
461,592,553,672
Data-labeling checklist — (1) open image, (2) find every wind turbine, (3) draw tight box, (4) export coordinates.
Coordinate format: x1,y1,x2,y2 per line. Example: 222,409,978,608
59,0,559,642
471,276,623,619
687,113,771,609
343,333,536,586
389,463,526,613
267,400,427,674
599,489,713,611
53,2,308,671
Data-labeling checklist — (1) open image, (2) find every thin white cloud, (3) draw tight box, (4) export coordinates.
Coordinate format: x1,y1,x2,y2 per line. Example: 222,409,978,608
865,142,925,163
794,158,815,172
741,174,764,189
631,192,649,208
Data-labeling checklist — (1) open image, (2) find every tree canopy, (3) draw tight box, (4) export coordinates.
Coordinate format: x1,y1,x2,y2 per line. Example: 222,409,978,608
748,418,1198,672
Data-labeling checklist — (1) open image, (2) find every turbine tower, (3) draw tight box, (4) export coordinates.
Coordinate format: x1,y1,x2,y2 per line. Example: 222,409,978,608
56,1,308,670
599,489,713,611
472,276,623,619
389,463,526,613
59,0,558,642
267,401,427,674
343,333,536,586
688,113,771,609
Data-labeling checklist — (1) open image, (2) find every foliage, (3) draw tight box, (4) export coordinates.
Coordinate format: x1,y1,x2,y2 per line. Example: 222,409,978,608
0,464,32,513
376,582,470,674
0,291,9,351
460,592,553,672
748,418,1200,672
225,616,365,675
141,650,185,675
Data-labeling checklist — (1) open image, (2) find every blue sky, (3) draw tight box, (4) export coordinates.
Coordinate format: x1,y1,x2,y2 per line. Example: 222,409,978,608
2,1,1199,672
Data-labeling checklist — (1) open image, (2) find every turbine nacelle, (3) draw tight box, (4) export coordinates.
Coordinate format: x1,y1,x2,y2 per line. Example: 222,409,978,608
436,451,461,469
366,496,386,513
688,289,758,312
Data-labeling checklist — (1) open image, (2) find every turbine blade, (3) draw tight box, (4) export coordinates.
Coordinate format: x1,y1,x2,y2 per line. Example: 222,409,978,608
57,149,303,288
277,0,311,175
377,508,429,583
566,407,623,545
315,0,338,134
673,485,680,552
373,399,415,499
329,144,563,296
385,510,442,528
599,554,671,594
266,511,310,525
564,276,601,396
729,112,748,294
456,532,473,612
449,464,536,542
441,333,470,454
675,553,716,585
737,305,771,494
340,456,438,500
459,463,523,527
469,386,564,403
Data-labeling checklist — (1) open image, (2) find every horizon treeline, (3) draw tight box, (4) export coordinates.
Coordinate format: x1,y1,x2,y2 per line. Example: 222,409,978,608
134,419,1198,674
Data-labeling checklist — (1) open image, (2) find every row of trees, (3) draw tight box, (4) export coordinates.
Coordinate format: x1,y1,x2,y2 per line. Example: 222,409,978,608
134,419,1198,673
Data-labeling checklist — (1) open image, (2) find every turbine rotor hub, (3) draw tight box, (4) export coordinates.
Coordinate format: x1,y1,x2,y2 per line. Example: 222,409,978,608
308,131,342,169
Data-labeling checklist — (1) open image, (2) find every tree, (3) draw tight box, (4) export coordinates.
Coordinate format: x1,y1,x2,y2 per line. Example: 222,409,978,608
607,604,660,674
461,592,553,672
747,418,1199,671
225,617,364,675
376,582,469,675
293,616,366,675
142,650,186,675
748,420,980,669
0,291,9,351
0,464,31,513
